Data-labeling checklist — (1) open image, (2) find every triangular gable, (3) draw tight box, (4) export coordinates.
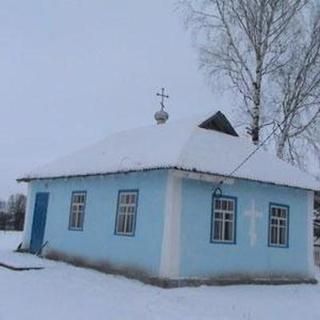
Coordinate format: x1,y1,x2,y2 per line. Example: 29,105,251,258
199,111,238,137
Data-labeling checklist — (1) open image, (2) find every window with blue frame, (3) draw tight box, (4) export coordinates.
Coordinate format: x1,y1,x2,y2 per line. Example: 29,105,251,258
211,196,236,243
69,192,87,231
115,190,138,236
269,204,289,247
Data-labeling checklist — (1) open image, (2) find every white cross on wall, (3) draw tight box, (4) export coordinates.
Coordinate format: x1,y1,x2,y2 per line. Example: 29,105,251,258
244,200,262,247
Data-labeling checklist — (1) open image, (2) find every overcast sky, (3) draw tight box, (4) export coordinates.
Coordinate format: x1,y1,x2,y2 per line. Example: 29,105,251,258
0,0,235,199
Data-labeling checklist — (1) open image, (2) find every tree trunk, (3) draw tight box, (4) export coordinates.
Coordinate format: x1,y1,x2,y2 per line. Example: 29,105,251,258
252,57,263,145
252,81,261,145
276,136,286,159
276,121,290,160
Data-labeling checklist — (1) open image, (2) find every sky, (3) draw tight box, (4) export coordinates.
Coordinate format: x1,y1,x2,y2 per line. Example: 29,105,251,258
0,0,235,199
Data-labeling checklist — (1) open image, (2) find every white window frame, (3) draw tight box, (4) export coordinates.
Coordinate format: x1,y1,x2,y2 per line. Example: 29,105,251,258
269,204,289,247
211,196,236,244
69,192,86,231
115,190,138,236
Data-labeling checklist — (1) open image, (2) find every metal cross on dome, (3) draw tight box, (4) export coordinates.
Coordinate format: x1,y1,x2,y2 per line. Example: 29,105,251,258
156,88,169,110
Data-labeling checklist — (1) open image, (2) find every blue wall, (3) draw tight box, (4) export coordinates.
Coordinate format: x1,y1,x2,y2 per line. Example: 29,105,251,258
25,169,312,280
27,170,167,276
180,178,311,279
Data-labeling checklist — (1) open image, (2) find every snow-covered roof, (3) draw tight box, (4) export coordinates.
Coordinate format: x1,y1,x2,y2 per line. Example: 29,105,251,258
18,111,320,191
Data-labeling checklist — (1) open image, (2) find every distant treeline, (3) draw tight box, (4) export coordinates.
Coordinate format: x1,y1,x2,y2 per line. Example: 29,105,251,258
0,193,26,231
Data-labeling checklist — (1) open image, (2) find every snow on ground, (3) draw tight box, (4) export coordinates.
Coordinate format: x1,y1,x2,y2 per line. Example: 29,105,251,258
0,231,22,250
0,232,320,320
0,232,45,268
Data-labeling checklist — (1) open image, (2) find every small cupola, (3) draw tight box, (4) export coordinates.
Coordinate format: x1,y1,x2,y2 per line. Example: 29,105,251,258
154,88,169,125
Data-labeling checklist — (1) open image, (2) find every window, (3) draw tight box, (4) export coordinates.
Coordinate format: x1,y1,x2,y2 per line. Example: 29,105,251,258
115,190,138,236
69,192,86,231
211,196,236,243
269,204,289,247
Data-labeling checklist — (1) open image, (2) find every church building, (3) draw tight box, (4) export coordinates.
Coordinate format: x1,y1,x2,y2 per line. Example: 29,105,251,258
18,96,319,286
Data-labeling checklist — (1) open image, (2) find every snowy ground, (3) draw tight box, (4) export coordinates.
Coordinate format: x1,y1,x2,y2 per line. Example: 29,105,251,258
0,232,320,320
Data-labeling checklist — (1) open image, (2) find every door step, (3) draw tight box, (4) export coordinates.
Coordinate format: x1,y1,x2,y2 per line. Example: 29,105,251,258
0,262,44,271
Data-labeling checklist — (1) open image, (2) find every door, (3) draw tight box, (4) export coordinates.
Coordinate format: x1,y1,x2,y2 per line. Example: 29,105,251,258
30,192,49,254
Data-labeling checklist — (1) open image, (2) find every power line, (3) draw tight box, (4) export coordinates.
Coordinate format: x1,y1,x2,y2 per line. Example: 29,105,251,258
213,119,283,194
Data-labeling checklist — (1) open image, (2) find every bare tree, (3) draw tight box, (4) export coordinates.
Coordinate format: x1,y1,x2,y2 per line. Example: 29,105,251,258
7,193,26,231
270,6,320,166
314,192,320,241
181,0,307,144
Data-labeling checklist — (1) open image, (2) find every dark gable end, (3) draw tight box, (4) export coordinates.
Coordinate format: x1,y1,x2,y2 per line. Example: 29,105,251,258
199,111,238,137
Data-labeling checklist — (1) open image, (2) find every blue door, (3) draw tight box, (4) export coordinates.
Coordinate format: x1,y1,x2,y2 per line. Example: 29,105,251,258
30,193,49,254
